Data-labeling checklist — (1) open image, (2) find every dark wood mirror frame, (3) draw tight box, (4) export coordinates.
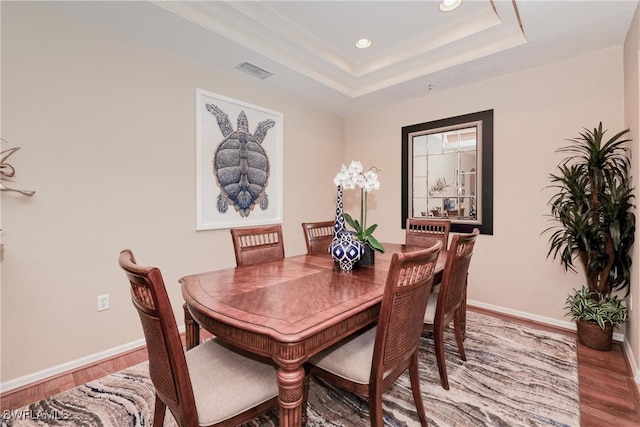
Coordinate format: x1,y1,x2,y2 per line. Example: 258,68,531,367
401,109,493,235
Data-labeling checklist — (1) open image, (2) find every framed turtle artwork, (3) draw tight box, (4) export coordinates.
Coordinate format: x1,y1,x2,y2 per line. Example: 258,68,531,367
195,89,283,230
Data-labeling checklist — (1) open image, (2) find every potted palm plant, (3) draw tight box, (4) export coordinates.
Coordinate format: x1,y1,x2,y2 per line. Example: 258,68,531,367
544,122,635,351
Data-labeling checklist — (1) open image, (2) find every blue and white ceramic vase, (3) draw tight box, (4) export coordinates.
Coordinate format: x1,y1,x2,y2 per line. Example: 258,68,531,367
329,185,364,271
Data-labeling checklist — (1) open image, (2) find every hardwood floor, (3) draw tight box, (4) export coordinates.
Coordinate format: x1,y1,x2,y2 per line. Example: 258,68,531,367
2,309,639,426
578,341,640,426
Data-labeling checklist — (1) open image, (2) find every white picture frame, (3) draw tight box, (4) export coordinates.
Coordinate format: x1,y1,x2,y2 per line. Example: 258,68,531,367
196,89,283,230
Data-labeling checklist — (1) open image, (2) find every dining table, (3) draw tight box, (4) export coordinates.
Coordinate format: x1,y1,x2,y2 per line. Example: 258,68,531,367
180,242,447,427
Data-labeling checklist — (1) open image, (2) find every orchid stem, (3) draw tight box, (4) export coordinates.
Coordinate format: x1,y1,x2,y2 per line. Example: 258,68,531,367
361,187,367,232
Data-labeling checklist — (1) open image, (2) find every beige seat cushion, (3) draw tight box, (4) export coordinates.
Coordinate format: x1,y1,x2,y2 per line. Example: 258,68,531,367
309,326,387,385
185,338,279,426
423,291,439,325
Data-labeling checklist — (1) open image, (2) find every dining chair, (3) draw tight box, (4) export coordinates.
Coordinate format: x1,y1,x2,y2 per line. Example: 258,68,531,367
301,220,334,255
308,241,443,427
421,228,479,390
405,218,451,249
230,224,285,266
118,249,279,427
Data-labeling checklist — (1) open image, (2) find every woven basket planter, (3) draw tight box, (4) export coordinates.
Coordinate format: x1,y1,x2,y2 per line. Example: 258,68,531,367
577,319,613,351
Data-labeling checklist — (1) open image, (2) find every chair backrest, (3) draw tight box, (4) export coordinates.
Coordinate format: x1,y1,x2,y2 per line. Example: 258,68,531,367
372,241,442,380
118,249,197,426
436,228,479,318
405,218,451,249
301,221,334,255
230,224,285,266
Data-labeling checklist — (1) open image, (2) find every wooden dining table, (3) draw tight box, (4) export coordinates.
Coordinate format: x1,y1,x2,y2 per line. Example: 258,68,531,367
180,242,447,427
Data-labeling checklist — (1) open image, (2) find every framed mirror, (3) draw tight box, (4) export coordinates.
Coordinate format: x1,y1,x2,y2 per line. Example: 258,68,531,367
401,110,493,235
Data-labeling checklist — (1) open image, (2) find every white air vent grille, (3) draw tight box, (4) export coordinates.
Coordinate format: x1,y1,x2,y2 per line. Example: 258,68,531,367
235,62,273,80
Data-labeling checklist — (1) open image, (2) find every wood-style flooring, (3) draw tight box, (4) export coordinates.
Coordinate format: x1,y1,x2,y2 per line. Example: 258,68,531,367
1,308,639,426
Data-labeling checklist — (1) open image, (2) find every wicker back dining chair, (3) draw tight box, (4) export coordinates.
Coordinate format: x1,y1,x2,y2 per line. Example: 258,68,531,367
405,218,451,250
230,224,285,266
308,242,442,427
118,249,279,427
422,228,479,390
301,221,334,255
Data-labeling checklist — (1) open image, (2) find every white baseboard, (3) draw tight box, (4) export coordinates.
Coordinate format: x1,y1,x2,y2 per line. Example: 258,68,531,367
470,299,627,341
0,338,145,394
469,299,578,331
621,337,640,386
1,325,185,395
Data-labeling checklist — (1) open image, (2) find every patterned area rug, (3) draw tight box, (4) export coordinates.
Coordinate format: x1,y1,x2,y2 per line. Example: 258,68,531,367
3,312,580,427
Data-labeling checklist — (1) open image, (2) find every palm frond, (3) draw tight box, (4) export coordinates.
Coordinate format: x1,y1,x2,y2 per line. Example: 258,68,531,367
543,123,635,297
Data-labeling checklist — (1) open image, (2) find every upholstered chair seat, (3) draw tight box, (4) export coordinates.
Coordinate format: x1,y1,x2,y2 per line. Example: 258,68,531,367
309,326,393,385
186,339,279,425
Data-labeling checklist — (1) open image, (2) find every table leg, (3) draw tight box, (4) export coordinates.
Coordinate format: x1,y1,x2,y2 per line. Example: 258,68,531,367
302,373,309,426
276,366,305,427
183,303,200,350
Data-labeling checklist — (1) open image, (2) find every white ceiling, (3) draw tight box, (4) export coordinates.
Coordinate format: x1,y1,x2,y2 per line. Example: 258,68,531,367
38,0,639,117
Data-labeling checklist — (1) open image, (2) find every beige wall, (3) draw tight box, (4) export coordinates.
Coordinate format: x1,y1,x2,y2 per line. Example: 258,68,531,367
1,3,343,382
624,3,640,380
1,1,636,387
344,49,626,320
346,48,624,321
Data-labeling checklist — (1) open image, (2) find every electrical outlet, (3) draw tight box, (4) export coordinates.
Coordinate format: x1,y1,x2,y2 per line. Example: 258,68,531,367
98,294,109,311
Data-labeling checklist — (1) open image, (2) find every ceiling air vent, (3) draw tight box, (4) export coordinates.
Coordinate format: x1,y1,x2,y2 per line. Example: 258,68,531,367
235,62,273,80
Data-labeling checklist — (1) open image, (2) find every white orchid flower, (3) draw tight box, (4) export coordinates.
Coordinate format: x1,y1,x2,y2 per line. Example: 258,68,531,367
349,160,363,174
343,178,357,190
332,161,384,253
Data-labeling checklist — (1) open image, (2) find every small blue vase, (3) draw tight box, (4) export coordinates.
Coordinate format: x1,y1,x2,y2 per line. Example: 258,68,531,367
329,185,364,271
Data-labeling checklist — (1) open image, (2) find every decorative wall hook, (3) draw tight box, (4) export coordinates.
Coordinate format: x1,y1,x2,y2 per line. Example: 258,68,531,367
1,140,35,196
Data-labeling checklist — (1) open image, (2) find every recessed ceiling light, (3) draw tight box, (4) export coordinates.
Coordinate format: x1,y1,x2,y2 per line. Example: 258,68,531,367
439,0,462,12
355,38,372,49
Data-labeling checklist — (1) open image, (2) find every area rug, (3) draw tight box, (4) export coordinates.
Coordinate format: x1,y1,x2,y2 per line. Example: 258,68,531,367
3,312,580,427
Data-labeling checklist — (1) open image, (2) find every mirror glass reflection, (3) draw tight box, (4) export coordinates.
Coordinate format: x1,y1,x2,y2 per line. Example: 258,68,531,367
411,125,479,221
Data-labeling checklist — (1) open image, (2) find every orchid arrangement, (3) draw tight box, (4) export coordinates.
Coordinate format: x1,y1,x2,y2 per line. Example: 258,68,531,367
333,161,385,253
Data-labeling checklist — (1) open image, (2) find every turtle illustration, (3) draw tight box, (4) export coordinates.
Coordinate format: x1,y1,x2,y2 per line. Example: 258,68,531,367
206,103,275,217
